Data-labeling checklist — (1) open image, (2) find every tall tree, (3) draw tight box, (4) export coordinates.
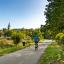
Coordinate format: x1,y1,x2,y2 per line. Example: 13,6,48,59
45,0,64,37
8,22,10,30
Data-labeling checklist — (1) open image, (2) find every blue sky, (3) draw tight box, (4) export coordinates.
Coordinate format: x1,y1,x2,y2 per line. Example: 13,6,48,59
0,0,48,29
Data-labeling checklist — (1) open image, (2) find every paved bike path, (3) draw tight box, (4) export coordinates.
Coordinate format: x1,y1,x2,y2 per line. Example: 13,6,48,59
0,40,52,64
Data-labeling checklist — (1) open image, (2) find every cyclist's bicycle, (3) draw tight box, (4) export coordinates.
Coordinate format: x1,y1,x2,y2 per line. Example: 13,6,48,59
35,43,38,51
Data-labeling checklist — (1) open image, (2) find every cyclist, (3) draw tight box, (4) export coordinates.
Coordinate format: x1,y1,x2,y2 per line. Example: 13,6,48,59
34,35,39,50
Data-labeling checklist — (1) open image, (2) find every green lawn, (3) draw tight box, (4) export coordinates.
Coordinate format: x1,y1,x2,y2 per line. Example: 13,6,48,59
0,43,32,56
39,44,64,64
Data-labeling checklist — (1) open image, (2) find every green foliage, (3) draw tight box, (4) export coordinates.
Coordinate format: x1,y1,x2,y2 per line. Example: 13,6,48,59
0,42,33,56
4,30,12,37
55,33,64,45
3,28,12,37
60,35,64,44
0,27,43,56
26,39,33,46
0,45,26,56
40,25,52,39
11,31,22,45
44,0,64,37
55,33,64,40
39,45,64,64
8,22,10,30
32,28,43,40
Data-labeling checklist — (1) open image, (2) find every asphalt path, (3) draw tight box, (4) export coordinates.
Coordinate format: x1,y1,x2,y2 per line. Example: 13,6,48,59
0,40,52,64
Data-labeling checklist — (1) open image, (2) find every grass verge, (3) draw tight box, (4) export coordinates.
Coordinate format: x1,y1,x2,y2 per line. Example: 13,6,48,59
38,44,64,64
0,43,32,56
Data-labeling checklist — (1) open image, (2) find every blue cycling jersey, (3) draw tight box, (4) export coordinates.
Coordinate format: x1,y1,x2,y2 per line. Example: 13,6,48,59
34,36,39,43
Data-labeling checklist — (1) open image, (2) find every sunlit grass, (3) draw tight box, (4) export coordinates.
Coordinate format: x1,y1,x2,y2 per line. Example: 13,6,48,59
39,44,64,64
0,42,33,56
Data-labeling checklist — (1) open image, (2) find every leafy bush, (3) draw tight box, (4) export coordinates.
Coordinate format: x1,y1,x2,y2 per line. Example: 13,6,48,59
55,33,63,40
11,32,21,45
60,34,64,45
26,39,33,46
55,33,64,45
4,30,12,37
